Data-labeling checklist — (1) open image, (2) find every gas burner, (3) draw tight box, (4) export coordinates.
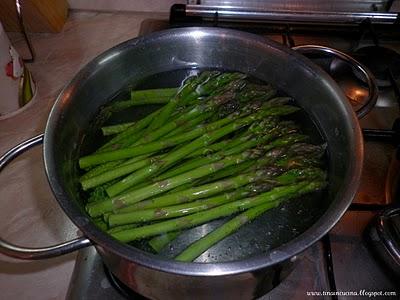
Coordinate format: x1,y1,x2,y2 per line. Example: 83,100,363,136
103,265,148,299
353,46,400,88
364,206,400,279
293,45,378,118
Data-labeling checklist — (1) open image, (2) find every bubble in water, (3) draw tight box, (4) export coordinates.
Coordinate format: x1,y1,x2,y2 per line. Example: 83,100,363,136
101,278,111,289
169,245,174,251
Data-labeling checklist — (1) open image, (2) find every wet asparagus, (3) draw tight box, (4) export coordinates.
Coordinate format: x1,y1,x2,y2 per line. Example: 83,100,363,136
111,181,325,243
77,71,327,260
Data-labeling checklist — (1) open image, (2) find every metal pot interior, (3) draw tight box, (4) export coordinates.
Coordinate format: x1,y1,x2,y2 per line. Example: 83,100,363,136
43,27,362,275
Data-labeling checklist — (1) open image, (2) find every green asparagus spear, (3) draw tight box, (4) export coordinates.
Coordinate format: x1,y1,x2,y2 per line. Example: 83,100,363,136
110,180,325,243
107,189,248,226
79,110,238,169
129,87,178,105
97,109,159,152
147,71,222,130
109,167,324,219
106,88,178,113
148,231,181,253
101,122,136,136
80,154,153,181
103,117,255,196
104,105,299,196
86,150,262,217
175,201,279,262
81,154,166,190
106,223,138,234
175,169,328,262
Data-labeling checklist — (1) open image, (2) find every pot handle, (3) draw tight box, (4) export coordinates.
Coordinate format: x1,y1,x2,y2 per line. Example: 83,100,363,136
292,45,378,119
0,134,92,260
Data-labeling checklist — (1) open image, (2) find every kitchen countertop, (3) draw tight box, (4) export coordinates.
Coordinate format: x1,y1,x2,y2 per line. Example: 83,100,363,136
0,10,167,300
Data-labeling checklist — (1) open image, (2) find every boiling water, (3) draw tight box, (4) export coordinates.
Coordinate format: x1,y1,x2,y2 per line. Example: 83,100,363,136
81,69,329,263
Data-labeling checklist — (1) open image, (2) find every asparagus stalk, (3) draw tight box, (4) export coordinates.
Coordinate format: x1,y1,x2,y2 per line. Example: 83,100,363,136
152,138,257,182
80,153,152,181
111,180,325,243
193,136,308,186
106,223,138,234
106,88,178,113
129,87,178,105
162,86,257,141
153,79,260,143
172,151,327,263
196,160,256,185
187,134,248,158
87,115,238,192
153,154,225,183
82,111,218,182
86,150,262,217
235,83,277,102
147,71,222,130
98,109,159,152
80,101,298,169
101,122,136,136
104,105,299,196
95,79,282,153
109,107,198,150
161,112,213,140
79,110,239,169
148,231,181,253
162,85,267,141
107,189,250,226
114,170,276,215
141,74,248,139
169,142,320,194
103,116,255,196
174,132,300,188
81,154,167,190
153,121,280,181
107,184,255,225
110,167,324,218
80,110,209,182
135,107,212,145
175,201,279,262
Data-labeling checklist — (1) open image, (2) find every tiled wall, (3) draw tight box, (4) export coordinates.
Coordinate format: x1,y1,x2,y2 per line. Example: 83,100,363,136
68,0,186,13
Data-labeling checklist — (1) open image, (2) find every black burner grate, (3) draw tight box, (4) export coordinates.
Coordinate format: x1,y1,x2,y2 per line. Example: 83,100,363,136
103,264,148,300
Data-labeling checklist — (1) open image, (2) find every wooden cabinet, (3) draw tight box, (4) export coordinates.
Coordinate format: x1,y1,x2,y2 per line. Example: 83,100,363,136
0,0,68,33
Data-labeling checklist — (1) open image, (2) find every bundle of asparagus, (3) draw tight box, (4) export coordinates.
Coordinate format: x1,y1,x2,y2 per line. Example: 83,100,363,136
78,71,327,262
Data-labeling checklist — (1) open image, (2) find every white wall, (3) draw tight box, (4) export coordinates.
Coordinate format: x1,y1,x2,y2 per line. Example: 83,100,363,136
68,0,186,13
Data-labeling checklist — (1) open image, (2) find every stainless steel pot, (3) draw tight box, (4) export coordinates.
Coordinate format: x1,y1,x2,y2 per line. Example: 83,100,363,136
0,27,363,299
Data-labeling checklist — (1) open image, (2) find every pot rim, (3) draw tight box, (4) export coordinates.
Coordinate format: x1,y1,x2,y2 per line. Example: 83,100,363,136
43,27,363,276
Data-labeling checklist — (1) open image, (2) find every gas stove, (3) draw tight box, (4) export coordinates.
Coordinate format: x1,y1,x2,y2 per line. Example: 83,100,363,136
67,4,400,299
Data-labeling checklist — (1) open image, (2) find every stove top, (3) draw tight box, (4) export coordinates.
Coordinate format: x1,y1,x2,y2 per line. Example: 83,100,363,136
67,211,397,300
67,13,400,300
